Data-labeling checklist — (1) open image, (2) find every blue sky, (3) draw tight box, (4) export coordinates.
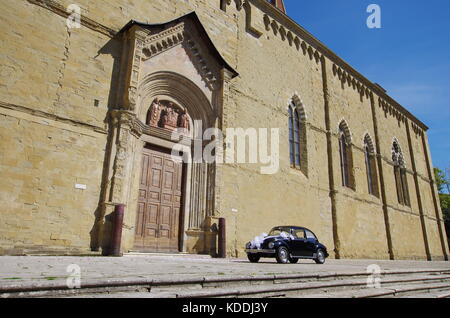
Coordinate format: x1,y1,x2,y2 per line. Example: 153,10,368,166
284,0,450,170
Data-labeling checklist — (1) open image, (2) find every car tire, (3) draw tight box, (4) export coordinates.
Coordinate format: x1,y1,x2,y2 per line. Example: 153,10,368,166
275,247,289,264
289,257,299,264
314,249,326,264
247,254,260,263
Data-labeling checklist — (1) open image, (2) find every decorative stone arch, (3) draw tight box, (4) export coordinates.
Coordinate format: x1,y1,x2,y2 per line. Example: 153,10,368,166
363,133,376,155
363,133,379,197
138,71,216,139
338,119,355,189
288,94,308,175
338,119,352,144
291,94,307,122
392,137,406,167
391,138,410,206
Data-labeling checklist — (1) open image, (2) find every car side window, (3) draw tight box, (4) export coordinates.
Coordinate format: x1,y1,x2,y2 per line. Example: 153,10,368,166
305,230,317,240
292,229,305,239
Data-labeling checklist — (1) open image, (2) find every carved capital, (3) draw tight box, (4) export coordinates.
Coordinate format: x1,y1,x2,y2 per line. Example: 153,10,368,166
111,110,143,137
119,26,147,112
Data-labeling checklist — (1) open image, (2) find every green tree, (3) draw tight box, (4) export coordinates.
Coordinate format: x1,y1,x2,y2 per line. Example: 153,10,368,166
446,166,450,194
435,167,450,245
440,193,450,220
434,167,450,194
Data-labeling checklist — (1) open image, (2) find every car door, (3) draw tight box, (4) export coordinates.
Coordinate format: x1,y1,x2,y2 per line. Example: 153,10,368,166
304,229,318,257
290,229,309,257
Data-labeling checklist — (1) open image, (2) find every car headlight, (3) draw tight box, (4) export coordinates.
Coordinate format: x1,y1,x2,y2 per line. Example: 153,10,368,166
268,242,275,249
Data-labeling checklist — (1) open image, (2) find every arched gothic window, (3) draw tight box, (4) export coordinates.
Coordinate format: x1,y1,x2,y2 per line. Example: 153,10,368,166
364,134,379,197
338,121,355,189
288,99,307,175
392,140,410,206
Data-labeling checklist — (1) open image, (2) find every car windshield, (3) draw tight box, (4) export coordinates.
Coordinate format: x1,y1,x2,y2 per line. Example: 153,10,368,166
269,228,291,237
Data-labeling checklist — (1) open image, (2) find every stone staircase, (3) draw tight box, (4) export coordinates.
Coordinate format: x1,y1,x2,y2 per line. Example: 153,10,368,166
2,269,449,298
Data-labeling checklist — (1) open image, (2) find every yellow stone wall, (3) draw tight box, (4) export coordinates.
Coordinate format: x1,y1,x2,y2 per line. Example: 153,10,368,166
0,0,447,260
0,109,106,255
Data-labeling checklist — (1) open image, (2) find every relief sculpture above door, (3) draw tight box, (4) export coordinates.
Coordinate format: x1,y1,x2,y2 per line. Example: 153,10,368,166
146,98,190,132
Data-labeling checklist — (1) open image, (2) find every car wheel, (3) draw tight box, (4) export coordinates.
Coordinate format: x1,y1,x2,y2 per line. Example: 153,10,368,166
289,257,299,264
314,249,326,264
275,247,289,264
247,254,260,263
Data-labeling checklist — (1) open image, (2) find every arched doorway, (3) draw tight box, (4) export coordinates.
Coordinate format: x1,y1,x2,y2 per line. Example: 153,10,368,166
131,71,216,253
104,15,238,255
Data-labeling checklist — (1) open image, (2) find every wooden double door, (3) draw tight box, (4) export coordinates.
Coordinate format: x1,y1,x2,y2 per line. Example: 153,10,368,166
134,146,184,253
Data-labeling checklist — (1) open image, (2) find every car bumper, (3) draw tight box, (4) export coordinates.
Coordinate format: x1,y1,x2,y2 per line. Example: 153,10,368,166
245,249,276,254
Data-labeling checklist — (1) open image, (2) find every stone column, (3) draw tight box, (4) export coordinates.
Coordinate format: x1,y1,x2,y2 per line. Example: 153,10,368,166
405,120,431,260
213,69,233,219
370,94,394,260
101,110,142,253
320,56,340,259
109,111,141,204
421,131,449,260
188,161,208,229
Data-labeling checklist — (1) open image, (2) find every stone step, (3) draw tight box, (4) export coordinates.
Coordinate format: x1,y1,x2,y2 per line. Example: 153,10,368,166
294,282,450,298
384,283,450,298
68,274,450,298
2,269,450,298
172,275,450,298
402,291,450,298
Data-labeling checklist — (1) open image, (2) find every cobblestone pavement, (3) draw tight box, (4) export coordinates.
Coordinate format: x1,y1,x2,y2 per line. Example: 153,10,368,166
0,254,448,286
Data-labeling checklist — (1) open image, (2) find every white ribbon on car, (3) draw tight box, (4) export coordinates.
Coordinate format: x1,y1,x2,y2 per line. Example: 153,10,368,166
249,231,294,249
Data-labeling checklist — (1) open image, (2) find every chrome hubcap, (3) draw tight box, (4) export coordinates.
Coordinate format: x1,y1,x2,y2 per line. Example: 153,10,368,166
318,251,324,262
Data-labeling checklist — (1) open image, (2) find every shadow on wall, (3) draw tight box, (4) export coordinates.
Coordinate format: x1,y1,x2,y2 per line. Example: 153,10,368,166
445,222,450,251
209,223,219,257
89,36,123,256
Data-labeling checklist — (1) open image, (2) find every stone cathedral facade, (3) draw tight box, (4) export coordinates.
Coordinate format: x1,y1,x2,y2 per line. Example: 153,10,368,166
0,0,448,260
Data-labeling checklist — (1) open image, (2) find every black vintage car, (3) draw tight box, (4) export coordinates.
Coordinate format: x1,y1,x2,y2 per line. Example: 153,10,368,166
245,226,329,264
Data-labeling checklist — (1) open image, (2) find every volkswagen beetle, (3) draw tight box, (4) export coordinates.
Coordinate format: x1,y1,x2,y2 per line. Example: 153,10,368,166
245,226,329,264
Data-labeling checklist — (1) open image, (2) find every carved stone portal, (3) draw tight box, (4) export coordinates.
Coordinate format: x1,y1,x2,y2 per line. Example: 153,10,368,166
146,98,191,132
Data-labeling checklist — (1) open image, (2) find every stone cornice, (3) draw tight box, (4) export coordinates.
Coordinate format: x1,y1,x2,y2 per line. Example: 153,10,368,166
0,100,107,134
251,0,429,131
